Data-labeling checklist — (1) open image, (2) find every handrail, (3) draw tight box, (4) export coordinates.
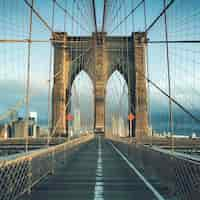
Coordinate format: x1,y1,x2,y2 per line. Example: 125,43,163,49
109,136,200,199
0,134,94,200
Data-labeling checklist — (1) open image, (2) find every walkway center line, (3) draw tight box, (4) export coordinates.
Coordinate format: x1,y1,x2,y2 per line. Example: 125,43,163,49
94,135,104,200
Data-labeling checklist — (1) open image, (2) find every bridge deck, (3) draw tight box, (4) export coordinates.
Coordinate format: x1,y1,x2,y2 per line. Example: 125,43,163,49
19,136,161,200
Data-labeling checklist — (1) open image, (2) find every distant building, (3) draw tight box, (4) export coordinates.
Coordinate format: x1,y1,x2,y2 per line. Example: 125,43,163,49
112,115,118,136
6,111,39,138
29,112,38,123
0,124,8,139
73,109,81,136
12,118,26,138
118,117,124,137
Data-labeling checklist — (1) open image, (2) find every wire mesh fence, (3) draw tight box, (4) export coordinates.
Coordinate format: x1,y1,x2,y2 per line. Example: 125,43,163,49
109,137,200,200
0,134,93,200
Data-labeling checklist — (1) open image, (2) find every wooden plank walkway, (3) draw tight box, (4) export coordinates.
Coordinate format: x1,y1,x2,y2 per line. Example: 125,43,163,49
18,136,162,200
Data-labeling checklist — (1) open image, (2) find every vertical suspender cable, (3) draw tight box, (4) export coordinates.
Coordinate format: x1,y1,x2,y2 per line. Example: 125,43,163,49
47,0,55,146
143,0,152,144
70,0,75,136
163,0,174,151
77,0,82,134
119,0,123,137
63,0,67,137
125,0,131,137
131,0,135,139
25,0,34,152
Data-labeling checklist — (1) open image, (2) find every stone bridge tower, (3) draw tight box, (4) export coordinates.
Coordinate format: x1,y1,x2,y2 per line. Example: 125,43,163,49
52,32,148,139
92,32,108,132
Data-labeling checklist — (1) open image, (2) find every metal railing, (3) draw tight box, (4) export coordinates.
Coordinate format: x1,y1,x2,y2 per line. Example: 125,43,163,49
0,134,94,200
109,136,200,200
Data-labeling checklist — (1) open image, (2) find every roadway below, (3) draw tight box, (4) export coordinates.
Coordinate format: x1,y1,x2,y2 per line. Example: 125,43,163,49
19,135,164,200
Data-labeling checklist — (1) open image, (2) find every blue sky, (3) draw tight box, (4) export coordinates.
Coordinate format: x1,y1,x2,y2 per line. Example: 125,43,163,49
0,0,200,135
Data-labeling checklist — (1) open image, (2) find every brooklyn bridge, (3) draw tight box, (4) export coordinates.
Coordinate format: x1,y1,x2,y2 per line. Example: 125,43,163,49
0,0,200,199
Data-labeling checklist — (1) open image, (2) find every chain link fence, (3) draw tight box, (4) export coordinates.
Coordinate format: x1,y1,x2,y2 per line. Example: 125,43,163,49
0,134,94,200
109,137,200,200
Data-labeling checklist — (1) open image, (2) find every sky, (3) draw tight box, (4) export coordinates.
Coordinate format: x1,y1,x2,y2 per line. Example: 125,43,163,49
0,0,200,135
